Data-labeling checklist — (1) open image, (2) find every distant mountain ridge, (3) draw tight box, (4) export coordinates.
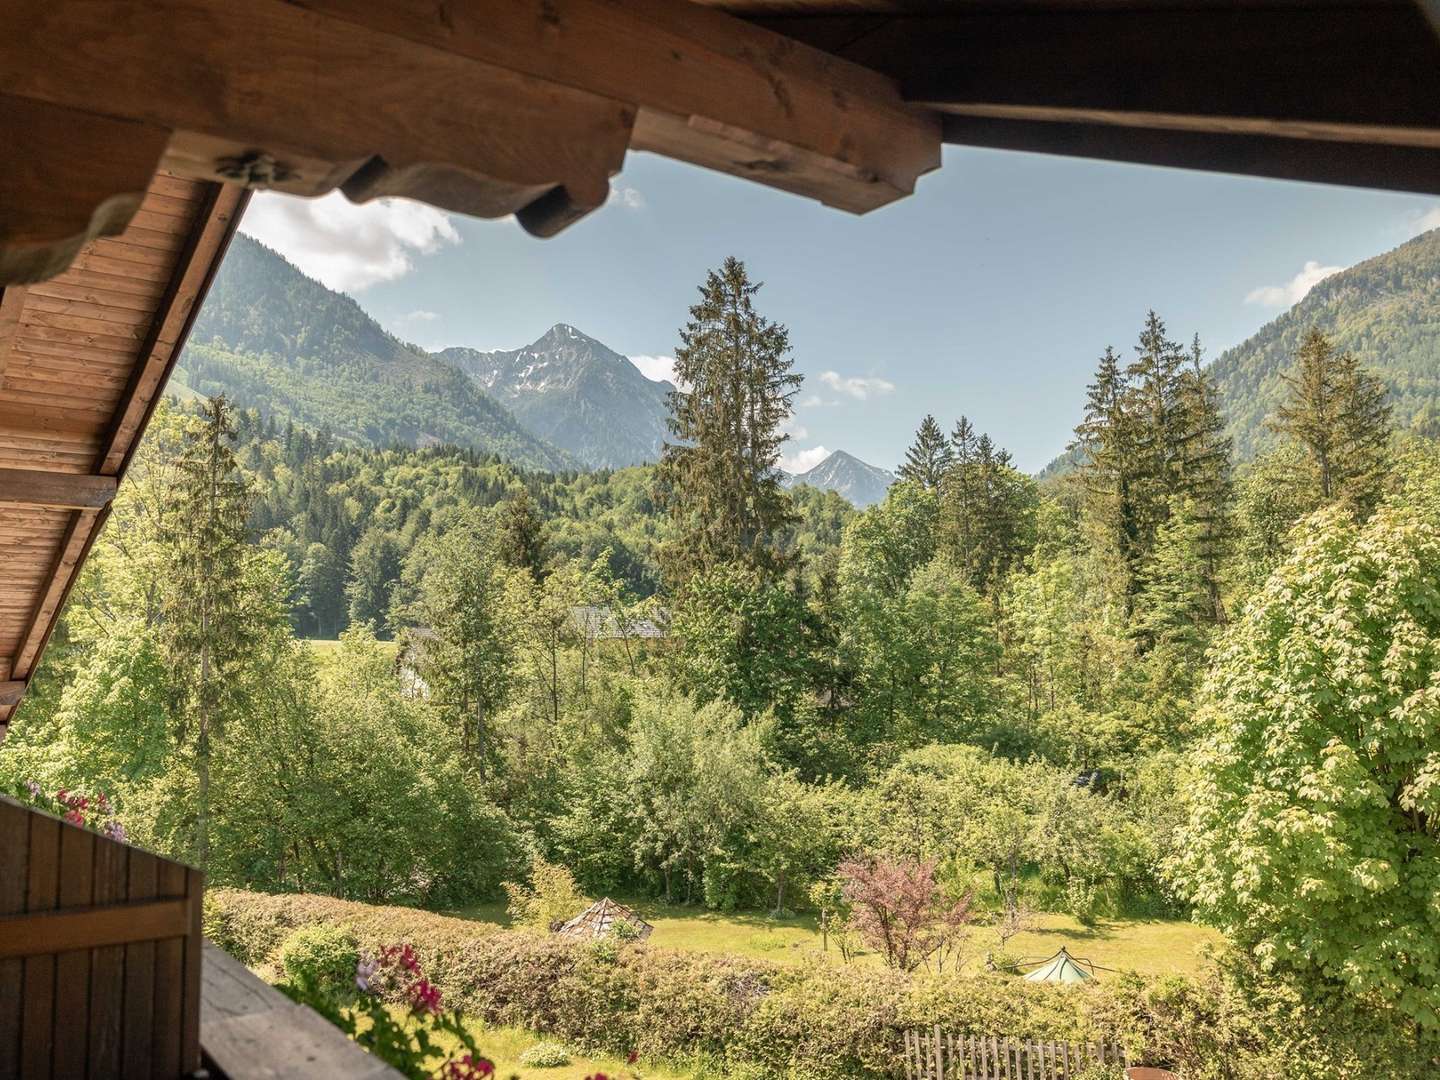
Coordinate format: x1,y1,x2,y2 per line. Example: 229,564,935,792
1208,227,1440,457
1040,228,1440,475
179,235,575,470
785,450,894,508
437,324,673,469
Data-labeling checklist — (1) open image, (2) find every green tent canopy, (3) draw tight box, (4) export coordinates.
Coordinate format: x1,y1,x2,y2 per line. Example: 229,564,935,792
1023,947,1096,983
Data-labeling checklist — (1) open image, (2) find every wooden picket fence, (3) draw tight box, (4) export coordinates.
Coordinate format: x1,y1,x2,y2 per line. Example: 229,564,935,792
902,1026,1130,1079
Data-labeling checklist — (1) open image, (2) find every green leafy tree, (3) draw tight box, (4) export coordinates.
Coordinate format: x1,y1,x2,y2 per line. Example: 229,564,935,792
897,414,953,490
399,510,527,777
345,527,404,636
1175,493,1440,1028
669,563,814,724
655,257,802,585
938,422,1038,598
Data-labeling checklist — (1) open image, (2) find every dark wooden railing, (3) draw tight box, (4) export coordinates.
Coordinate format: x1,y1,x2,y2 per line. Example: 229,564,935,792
0,794,204,1078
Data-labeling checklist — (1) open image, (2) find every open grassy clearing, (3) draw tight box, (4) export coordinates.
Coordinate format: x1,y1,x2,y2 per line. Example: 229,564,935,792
462,1024,703,1080
446,899,1220,978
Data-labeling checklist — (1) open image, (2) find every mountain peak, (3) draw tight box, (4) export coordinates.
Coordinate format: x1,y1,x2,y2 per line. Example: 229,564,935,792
438,324,672,469
784,450,894,508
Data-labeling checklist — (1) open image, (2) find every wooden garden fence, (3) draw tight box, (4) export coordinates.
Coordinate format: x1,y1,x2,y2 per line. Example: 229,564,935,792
903,1026,1131,1079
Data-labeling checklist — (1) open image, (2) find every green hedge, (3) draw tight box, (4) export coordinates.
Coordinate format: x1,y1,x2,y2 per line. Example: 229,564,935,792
205,889,1436,1080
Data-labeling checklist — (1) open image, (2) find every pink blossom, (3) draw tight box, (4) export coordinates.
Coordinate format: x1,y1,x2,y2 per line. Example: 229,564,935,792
407,976,442,1015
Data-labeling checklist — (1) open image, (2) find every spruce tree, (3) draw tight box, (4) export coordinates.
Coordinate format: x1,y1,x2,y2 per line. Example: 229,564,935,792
655,257,802,585
939,420,1036,598
496,485,549,581
1272,329,1392,512
1073,346,1144,608
1174,336,1233,623
158,396,279,867
898,414,953,490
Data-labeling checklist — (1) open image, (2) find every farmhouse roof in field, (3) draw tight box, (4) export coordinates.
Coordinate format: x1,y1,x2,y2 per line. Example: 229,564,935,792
556,898,655,941
0,0,1438,738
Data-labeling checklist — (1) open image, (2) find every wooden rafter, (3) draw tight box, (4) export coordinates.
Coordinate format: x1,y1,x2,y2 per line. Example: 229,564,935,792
0,179,247,735
0,0,939,285
0,469,117,510
753,3,1440,194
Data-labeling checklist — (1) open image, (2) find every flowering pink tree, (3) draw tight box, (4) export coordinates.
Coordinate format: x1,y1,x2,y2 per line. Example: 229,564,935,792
837,854,974,973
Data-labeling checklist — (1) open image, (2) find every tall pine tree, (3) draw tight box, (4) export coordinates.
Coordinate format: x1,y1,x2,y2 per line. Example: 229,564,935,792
897,414,953,490
1272,329,1392,513
655,257,802,585
158,396,284,867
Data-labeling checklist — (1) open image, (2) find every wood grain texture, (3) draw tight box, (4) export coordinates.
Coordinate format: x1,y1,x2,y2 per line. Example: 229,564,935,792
0,175,243,732
0,468,117,509
0,899,190,960
0,95,168,285
200,942,406,1080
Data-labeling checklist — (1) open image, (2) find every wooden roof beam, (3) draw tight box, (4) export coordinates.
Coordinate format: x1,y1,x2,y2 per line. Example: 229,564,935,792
756,5,1440,194
0,0,940,285
0,468,118,510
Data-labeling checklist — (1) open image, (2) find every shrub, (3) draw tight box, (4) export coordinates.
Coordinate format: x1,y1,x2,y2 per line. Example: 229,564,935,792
208,889,1440,1080
503,855,590,932
518,1041,571,1067
279,924,360,1003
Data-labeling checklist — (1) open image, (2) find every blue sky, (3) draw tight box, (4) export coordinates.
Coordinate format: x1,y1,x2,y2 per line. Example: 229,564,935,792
240,147,1440,474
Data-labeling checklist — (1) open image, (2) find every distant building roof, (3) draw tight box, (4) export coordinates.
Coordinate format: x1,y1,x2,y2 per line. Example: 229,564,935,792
570,605,668,639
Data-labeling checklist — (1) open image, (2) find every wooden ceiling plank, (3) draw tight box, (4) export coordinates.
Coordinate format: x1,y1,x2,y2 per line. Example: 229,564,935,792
756,6,1440,191
0,286,25,390
0,468,117,510
0,95,170,285
942,114,1440,198
27,281,163,316
98,183,248,476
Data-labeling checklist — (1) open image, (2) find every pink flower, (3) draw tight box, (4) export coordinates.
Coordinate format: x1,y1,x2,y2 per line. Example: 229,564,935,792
437,1053,494,1079
355,955,378,993
407,977,442,1015
63,810,84,826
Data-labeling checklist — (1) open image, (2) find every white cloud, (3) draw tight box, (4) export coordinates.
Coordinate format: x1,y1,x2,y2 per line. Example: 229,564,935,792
240,191,461,292
1409,205,1440,235
782,419,809,441
629,354,678,385
608,186,645,210
1244,260,1343,308
782,445,831,474
818,370,896,400
395,309,440,325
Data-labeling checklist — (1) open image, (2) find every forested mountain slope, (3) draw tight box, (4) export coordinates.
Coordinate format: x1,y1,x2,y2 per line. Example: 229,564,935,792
1211,228,1440,457
177,235,574,470
438,324,672,469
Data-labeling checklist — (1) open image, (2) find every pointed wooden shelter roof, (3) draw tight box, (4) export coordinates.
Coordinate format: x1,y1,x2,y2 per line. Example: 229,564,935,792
555,898,655,942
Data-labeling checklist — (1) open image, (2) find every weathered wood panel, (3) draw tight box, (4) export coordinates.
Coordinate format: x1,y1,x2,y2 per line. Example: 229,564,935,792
0,797,204,1079
200,942,404,1080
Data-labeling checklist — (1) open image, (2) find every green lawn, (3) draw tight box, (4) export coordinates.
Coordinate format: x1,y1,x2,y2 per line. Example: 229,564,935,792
447,899,1220,978
467,1025,703,1080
